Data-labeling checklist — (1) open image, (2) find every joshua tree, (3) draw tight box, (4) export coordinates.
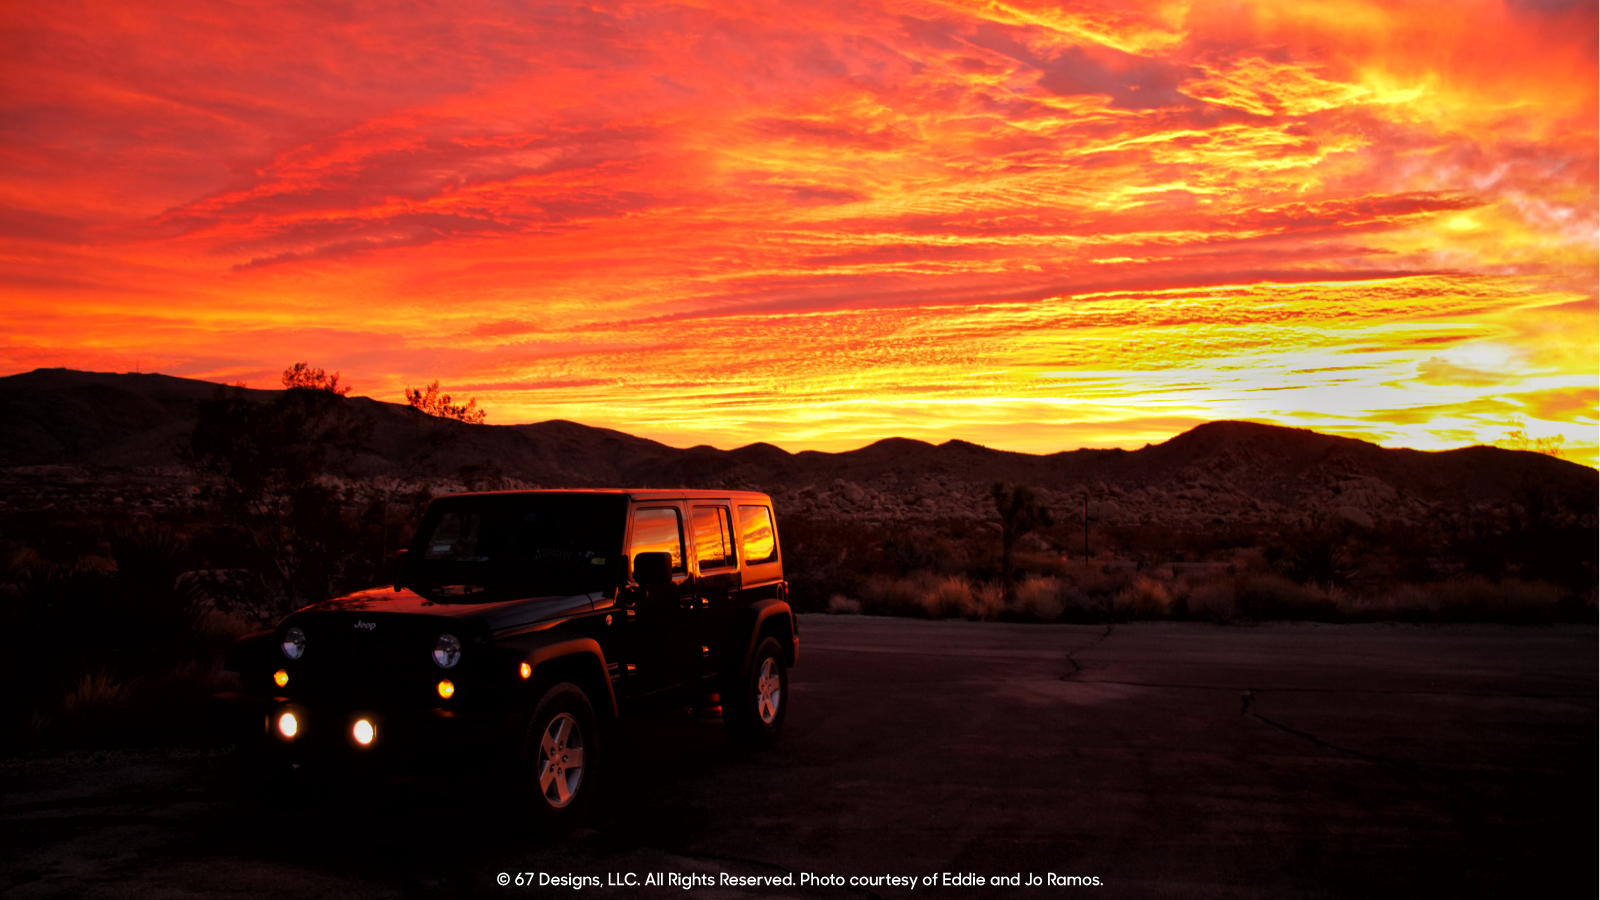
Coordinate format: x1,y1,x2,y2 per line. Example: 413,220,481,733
991,482,1054,605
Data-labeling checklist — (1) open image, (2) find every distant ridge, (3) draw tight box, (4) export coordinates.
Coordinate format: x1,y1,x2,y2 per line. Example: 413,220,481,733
0,368,1592,521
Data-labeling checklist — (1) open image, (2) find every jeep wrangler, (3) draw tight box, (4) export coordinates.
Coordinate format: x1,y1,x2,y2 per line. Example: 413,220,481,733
215,489,796,824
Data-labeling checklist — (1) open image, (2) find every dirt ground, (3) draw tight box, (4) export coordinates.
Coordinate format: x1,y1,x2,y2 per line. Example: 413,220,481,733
3,617,1595,898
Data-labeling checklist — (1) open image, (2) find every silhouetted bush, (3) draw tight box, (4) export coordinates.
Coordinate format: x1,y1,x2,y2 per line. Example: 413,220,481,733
0,526,246,747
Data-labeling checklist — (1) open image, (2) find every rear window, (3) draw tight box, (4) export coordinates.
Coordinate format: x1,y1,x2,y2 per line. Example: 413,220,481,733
737,505,777,564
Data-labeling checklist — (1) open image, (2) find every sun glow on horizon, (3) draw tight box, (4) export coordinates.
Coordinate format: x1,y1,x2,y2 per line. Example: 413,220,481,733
2,0,1595,464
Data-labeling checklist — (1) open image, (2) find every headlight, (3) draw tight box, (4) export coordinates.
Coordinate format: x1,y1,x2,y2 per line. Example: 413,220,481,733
433,633,461,669
281,626,306,659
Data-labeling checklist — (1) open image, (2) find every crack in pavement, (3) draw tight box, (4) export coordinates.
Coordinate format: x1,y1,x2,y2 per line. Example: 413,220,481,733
1235,690,1512,812
1060,625,1114,680
1239,689,1427,773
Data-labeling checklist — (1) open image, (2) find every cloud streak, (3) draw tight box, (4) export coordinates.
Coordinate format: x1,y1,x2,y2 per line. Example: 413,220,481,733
1,0,1594,461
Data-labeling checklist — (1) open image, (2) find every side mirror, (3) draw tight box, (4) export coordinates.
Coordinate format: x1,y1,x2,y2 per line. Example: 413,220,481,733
393,548,409,592
632,551,673,586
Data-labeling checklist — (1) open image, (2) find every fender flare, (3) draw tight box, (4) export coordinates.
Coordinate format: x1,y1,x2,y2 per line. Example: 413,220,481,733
222,630,277,674
496,631,618,718
738,598,797,677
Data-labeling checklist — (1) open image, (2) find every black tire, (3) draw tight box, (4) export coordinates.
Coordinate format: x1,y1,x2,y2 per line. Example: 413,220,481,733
725,635,787,746
518,682,599,828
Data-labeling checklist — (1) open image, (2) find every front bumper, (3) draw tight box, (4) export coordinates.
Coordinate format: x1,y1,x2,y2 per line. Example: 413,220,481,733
213,692,520,768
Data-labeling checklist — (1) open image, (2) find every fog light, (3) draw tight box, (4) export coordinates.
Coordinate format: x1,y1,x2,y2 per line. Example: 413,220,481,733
519,662,531,679
437,679,455,699
352,718,375,746
273,669,289,688
277,712,299,739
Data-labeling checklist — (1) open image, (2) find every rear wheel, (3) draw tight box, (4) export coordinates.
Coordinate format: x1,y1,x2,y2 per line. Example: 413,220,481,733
518,683,599,827
726,636,787,746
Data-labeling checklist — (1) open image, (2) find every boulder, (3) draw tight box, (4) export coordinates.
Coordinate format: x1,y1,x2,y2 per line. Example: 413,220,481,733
1335,506,1374,530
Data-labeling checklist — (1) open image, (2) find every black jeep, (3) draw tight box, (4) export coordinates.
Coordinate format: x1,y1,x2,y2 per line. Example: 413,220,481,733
216,489,796,823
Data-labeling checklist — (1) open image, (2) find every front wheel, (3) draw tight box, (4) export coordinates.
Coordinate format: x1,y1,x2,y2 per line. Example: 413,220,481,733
518,683,599,828
726,636,788,746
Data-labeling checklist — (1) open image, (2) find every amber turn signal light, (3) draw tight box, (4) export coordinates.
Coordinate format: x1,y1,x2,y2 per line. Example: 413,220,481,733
273,669,289,688
352,718,375,746
277,712,298,739
436,679,455,699
519,662,531,679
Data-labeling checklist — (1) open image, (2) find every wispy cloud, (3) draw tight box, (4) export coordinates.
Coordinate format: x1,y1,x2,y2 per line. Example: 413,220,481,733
1,0,1594,462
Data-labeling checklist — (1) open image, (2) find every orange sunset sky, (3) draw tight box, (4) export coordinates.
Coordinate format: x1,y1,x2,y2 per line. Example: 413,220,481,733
2,0,1596,463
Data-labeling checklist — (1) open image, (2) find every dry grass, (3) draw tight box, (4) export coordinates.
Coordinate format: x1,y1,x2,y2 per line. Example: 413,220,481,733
1235,573,1338,621
61,671,130,715
966,581,1005,621
860,572,938,616
1115,576,1173,617
853,564,1581,625
1187,577,1238,621
1340,577,1564,620
926,576,972,619
826,594,863,615
1012,577,1064,621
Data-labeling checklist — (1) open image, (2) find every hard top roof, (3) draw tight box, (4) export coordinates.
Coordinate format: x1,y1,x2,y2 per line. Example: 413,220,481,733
437,488,772,502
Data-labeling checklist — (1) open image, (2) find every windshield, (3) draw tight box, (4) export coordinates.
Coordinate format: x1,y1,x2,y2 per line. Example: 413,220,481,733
407,493,627,602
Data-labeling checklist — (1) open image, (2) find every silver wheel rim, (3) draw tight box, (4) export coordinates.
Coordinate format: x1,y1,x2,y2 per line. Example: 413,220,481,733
536,712,585,808
756,657,782,725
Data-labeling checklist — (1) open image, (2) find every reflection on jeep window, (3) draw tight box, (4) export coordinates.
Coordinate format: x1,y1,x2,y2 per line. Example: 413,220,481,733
692,506,733,570
426,513,486,561
631,507,685,572
738,505,777,563
410,494,626,600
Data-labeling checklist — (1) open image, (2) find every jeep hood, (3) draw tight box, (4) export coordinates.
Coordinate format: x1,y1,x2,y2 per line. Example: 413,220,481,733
290,586,598,634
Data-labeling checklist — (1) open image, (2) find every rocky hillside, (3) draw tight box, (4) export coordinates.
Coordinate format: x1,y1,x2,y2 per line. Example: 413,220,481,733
1,368,1594,534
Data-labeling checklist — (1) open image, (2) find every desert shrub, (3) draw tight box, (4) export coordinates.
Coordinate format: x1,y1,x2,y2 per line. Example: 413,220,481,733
1188,577,1238,622
923,575,972,618
0,525,248,747
1115,576,1172,617
860,571,938,616
1012,577,1064,621
1060,563,1137,601
1340,576,1564,622
1235,573,1337,621
964,581,1005,620
1057,584,1103,621
826,594,863,615
61,671,131,716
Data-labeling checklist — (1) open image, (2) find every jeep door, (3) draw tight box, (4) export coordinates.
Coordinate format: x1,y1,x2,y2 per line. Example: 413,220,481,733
689,503,740,675
620,503,700,695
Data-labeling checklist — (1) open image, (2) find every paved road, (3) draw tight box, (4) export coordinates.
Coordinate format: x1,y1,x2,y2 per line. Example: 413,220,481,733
4,617,1595,898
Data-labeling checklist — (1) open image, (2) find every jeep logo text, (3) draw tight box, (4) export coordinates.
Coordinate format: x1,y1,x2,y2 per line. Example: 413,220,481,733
354,620,377,631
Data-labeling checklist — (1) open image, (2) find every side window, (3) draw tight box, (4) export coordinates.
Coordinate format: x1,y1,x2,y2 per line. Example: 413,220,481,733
691,506,734,570
425,513,484,560
630,507,685,574
737,505,777,564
